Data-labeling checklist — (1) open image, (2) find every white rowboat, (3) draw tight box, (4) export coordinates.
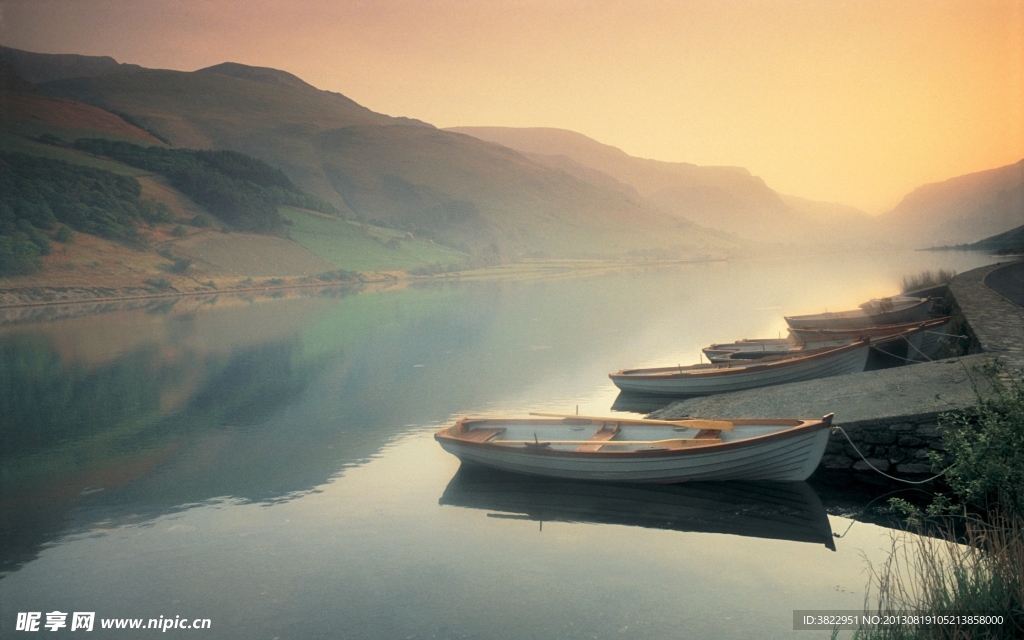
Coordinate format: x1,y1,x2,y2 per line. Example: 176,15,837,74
785,297,933,330
609,340,869,396
434,414,835,482
705,317,952,363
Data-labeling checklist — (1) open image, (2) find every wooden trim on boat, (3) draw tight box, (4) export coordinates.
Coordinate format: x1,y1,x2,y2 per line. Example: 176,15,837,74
437,414,834,461
528,412,734,431
609,340,868,379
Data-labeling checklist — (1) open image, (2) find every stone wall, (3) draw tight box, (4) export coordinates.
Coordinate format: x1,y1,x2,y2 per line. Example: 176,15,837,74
822,413,951,475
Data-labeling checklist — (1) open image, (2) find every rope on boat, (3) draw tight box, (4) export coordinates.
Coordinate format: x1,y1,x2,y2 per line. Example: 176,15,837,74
868,332,964,363
869,343,928,363
829,425,948,485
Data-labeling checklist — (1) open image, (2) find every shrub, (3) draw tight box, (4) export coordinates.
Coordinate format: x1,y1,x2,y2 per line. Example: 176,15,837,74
169,257,193,274
171,225,188,237
144,277,172,290
0,234,42,275
54,225,74,243
191,213,213,228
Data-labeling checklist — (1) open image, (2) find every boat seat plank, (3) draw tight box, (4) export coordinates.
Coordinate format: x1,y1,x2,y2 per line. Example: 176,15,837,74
459,428,506,443
694,429,719,440
577,424,621,452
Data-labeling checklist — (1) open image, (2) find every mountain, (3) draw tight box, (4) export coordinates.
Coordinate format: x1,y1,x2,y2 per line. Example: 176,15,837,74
446,126,873,245
17,54,735,257
878,159,1024,247
964,224,1024,255
0,45,145,83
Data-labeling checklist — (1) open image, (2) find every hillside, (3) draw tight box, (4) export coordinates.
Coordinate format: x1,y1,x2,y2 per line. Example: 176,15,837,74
24,57,736,258
0,61,473,289
962,224,1024,255
878,159,1024,247
0,45,145,83
447,126,874,245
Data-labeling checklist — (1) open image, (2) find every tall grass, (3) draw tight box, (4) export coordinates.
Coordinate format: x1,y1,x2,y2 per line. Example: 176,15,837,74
854,362,1024,638
854,516,1024,639
901,269,957,293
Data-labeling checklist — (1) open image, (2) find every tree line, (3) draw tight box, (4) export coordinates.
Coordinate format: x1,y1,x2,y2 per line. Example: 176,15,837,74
0,141,341,276
73,139,338,231
0,151,147,275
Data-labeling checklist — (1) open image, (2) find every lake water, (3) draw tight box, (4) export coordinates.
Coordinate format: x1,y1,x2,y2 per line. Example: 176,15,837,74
0,251,999,639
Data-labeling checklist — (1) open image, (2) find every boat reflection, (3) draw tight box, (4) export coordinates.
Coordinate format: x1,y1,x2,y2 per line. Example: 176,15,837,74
610,391,680,414
439,465,836,550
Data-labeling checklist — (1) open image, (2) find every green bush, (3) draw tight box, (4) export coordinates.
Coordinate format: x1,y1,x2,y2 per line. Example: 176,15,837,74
54,225,74,243
171,225,188,237
169,257,193,274
0,234,42,275
191,213,213,228
143,277,172,290
930,361,1024,516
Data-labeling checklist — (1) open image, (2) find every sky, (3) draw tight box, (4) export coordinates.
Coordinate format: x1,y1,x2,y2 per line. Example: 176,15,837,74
1,0,1022,214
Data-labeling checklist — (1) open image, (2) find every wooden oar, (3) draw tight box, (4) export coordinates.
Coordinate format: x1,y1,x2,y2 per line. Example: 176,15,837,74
493,438,720,448
528,412,733,431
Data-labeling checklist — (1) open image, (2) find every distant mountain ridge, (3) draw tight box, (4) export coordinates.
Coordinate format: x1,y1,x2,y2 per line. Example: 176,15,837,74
6,48,735,257
878,159,1024,246
447,126,874,245
0,45,145,83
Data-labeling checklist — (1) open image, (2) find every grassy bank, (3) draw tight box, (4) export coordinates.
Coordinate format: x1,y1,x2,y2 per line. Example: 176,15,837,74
852,362,1024,639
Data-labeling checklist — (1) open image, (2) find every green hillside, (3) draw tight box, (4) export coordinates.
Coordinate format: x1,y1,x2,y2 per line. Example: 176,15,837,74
283,207,467,272
38,63,738,258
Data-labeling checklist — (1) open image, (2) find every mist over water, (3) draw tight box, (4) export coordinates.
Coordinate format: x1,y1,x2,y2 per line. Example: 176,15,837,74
0,250,998,638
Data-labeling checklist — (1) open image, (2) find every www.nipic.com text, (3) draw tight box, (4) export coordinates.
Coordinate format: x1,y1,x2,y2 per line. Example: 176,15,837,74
14,612,212,632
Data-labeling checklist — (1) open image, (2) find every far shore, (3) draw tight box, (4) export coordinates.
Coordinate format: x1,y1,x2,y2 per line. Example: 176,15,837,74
0,257,723,313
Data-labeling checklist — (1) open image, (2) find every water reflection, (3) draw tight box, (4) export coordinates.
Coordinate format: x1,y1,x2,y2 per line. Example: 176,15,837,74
440,465,836,549
0,252,1002,638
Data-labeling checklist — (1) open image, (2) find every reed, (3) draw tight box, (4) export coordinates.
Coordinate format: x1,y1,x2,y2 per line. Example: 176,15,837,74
853,516,1024,639
854,363,1024,638
900,269,957,294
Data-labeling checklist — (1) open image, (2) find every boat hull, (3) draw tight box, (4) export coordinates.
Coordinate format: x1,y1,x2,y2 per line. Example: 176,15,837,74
785,297,932,330
609,342,869,396
435,417,833,483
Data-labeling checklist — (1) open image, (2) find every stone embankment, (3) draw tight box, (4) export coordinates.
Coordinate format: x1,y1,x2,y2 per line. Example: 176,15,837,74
653,260,1024,480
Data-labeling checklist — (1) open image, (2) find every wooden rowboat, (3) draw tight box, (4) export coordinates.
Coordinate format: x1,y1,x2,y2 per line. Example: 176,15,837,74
705,317,952,363
609,340,869,396
786,316,950,344
434,413,834,482
703,340,853,363
784,296,933,330
439,466,836,549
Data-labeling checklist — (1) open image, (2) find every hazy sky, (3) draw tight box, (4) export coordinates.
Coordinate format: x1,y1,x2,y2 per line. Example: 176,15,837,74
2,0,1022,213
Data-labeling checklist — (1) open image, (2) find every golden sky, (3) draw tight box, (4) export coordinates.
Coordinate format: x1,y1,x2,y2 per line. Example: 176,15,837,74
2,0,1022,213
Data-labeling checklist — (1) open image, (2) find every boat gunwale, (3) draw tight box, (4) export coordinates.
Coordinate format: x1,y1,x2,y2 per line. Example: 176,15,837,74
609,339,868,379
783,297,932,327
786,316,951,341
434,415,832,460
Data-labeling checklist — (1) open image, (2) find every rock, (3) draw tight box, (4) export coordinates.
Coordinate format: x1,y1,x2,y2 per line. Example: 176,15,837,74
896,463,935,475
825,441,847,455
898,436,924,447
853,458,890,472
821,455,855,469
864,431,898,445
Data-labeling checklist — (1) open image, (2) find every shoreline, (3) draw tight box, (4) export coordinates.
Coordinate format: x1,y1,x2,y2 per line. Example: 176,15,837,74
0,257,722,315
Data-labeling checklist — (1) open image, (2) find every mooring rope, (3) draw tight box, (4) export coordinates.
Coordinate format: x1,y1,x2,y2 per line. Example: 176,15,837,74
867,332,967,363
829,424,948,484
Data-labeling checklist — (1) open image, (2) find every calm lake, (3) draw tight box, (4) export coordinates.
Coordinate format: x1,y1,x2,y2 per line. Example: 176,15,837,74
0,251,999,639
